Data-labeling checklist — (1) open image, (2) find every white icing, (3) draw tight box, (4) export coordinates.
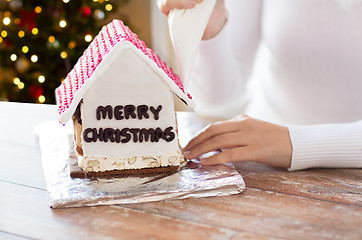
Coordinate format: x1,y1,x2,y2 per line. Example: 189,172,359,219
77,43,185,172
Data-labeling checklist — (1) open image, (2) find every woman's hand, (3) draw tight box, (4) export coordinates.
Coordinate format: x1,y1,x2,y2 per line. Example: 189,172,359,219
157,0,199,16
183,115,293,168
157,0,228,40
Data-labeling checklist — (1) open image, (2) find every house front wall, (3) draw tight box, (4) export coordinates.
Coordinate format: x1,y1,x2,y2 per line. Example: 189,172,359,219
79,45,183,171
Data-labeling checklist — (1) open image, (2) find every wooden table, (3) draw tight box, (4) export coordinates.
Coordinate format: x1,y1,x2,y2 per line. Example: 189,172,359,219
1,102,361,240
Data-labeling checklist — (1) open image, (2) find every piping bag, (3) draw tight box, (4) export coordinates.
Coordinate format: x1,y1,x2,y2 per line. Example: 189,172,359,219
168,0,216,92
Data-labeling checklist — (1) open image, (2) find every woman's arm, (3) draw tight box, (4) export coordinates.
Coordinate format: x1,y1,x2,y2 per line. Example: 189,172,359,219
183,116,362,170
288,122,362,170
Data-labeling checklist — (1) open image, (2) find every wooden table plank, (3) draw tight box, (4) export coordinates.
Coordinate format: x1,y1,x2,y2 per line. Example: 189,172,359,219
0,143,46,190
0,181,275,240
123,188,362,240
233,162,362,206
1,102,56,189
2,103,362,240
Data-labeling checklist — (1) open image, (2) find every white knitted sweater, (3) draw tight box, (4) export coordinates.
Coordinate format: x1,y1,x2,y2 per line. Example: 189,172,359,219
188,0,362,170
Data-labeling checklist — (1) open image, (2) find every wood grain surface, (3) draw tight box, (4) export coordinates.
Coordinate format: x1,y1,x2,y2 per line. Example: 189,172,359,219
1,102,361,240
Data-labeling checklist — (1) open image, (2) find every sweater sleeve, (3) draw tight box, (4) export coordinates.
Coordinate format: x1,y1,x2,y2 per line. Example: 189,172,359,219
189,0,262,119
288,121,362,171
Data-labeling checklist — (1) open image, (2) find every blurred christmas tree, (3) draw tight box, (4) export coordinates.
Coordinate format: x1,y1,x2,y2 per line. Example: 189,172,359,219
0,0,129,103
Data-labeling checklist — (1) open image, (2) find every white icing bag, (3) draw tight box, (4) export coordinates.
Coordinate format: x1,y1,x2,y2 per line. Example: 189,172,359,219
168,0,216,91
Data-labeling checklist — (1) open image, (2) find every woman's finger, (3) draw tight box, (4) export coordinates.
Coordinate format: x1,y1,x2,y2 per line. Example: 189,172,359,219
200,146,254,165
184,131,246,159
183,120,243,152
158,0,198,16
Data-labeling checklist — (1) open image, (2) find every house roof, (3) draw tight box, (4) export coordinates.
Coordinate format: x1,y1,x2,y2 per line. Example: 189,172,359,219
56,20,194,124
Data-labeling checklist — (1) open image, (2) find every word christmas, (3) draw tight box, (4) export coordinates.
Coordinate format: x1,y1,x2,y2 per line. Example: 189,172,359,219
83,104,176,144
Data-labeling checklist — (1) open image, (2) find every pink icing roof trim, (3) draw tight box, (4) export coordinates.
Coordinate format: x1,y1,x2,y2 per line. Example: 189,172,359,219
56,20,191,117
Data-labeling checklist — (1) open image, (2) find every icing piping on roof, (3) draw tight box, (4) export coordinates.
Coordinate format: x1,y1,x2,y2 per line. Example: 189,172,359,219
56,19,192,120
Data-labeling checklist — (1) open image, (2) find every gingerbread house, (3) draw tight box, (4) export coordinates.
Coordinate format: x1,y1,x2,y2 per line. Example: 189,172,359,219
56,20,195,175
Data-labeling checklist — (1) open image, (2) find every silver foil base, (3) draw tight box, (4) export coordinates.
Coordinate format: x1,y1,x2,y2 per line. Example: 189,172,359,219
36,121,245,208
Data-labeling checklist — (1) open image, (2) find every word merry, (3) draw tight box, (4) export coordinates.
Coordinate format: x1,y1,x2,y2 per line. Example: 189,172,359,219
83,127,175,143
96,104,162,121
